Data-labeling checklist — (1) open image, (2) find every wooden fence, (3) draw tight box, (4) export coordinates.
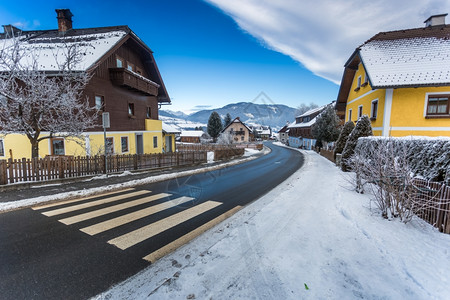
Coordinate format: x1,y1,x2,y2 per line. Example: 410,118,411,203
413,179,450,234
0,151,207,185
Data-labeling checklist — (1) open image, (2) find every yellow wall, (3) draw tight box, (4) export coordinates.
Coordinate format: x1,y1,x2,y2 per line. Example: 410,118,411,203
1,119,164,159
345,63,450,137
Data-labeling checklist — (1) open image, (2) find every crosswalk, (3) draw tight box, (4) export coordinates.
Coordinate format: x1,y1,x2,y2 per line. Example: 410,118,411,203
32,188,239,263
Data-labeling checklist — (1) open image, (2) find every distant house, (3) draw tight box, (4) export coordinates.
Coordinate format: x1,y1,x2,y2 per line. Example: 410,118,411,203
0,9,170,159
278,123,290,144
335,14,450,137
180,131,209,143
252,125,271,140
288,105,326,150
162,123,180,152
221,117,253,143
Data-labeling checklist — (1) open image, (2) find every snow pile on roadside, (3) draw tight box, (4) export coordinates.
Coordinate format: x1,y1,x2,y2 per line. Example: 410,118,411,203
243,148,260,157
207,152,214,163
97,149,450,299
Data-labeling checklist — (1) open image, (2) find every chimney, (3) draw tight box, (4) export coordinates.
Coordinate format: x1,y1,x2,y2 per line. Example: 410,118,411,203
2,25,22,37
55,9,73,33
424,13,448,27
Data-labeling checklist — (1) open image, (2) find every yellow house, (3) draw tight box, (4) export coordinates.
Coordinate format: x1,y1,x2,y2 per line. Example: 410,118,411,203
336,14,450,137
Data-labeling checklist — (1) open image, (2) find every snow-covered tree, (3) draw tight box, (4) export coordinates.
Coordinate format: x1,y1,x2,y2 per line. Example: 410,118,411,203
207,111,223,143
341,116,373,172
217,131,234,145
223,113,232,128
311,105,340,144
0,34,98,158
334,120,355,160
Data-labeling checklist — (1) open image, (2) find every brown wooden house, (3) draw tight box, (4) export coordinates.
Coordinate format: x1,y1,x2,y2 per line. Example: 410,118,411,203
0,9,171,158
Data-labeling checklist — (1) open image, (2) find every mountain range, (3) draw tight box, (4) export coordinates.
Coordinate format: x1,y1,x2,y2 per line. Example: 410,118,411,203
160,102,297,131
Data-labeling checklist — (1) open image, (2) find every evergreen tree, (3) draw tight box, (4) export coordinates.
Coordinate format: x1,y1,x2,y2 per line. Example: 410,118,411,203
312,105,340,143
341,116,373,172
223,113,232,128
207,111,223,142
334,120,355,160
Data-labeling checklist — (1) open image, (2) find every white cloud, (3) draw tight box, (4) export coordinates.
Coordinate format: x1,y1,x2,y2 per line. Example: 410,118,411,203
205,0,450,84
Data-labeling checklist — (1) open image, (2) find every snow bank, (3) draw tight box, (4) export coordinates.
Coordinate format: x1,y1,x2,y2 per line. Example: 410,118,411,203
96,148,450,299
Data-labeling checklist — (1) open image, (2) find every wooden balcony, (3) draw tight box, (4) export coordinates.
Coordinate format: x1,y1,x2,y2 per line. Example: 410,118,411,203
109,68,159,96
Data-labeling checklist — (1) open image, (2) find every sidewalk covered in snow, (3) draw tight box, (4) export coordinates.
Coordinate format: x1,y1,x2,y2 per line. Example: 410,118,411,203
96,147,450,299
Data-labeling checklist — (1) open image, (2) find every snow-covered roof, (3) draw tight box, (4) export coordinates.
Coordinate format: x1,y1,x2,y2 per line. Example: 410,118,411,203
180,130,205,137
288,118,317,128
296,105,326,118
359,25,450,88
162,122,181,134
0,28,128,71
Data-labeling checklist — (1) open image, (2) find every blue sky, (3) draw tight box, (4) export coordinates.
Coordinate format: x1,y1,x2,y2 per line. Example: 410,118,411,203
1,0,449,114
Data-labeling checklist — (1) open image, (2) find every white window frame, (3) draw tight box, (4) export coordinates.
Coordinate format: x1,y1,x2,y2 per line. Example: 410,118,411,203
348,109,352,122
121,136,129,153
0,139,4,157
106,137,114,155
371,99,379,120
358,105,363,119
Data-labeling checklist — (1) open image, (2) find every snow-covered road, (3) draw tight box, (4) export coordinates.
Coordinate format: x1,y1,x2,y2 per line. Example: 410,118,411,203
96,147,450,299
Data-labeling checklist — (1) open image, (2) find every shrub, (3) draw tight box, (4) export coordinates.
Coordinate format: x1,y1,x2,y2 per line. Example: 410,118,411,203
341,116,373,172
334,121,354,160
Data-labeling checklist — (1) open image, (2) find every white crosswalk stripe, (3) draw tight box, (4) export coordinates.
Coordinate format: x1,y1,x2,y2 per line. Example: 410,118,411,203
33,190,227,262
108,200,222,250
80,196,194,235
59,193,171,225
38,190,151,216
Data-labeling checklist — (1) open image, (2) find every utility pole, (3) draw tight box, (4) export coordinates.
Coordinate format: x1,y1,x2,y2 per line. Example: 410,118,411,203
102,112,110,175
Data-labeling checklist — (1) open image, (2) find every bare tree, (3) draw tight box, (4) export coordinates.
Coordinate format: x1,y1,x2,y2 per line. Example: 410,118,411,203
0,34,98,158
295,102,318,116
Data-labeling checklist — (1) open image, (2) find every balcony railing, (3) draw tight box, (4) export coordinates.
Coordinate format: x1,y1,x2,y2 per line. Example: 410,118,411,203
109,68,159,96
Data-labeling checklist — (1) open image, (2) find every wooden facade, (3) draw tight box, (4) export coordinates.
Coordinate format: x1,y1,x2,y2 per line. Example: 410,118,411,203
85,33,169,132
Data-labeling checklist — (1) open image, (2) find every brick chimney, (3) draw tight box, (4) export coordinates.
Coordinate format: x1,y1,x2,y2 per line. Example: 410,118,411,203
424,13,448,27
55,9,73,33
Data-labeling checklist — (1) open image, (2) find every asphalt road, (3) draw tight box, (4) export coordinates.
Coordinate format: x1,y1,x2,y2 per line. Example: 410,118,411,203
0,143,304,299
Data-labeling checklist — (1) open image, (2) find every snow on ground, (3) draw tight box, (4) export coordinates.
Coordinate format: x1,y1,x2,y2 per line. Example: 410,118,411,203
96,147,450,300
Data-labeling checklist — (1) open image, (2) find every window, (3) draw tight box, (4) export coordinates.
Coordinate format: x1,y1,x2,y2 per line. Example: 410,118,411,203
427,95,449,116
95,95,104,110
116,57,123,68
51,138,65,155
241,136,244,141
230,128,234,133
358,105,363,119
106,137,114,155
136,67,143,75
153,136,158,148
362,73,369,86
0,139,4,156
303,116,310,123
146,107,151,119
128,103,135,116
127,62,134,72
371,100,378,120
121,137,129,153
348,109,352,121
354,76,361,91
